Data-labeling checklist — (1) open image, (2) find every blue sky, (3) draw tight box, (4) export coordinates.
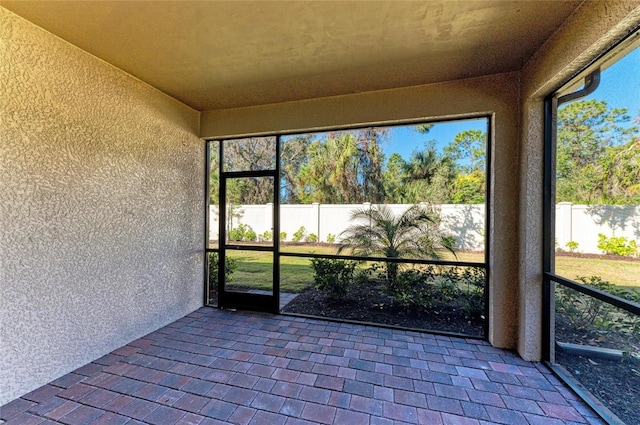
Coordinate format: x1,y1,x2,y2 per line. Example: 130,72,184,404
386,119,488,161
562,46,640,121
284,44,638,165
388,45,640,162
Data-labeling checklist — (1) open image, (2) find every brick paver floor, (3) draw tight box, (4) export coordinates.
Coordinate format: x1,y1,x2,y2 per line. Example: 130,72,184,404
1,307,604,424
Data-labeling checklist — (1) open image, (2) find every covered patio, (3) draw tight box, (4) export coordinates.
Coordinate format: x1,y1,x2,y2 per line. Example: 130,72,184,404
1,308,600,425
2,1,640,423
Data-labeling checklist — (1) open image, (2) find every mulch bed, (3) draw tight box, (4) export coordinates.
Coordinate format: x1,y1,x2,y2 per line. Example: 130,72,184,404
556,251,640,263
281,281,485,337
555,350,639,425
552,252,639,423
555,318,640,425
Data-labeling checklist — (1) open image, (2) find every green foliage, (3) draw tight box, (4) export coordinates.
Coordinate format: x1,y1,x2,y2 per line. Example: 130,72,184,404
228,226,243,241
556,99,640,204
597,234,638,257
337,204,456,291
556,276,614,329
382,153,407,203
415,124,434,134
392,269,434,310
385,266,485,320
457,267,486,320
310,258,357,299
401,143,456,204
443,130,486,174
260,230,273,241
292,226,306,242
565,241,579,252
555,276,640,354
306,233,318,243
208,252,238,286
451,171,485,204
297,130,386,203
221,138,275,204
245,229,257,242
279,231,287,241
280,134,312,203
228,223,256,242
216,125,491,207
325,233,336,243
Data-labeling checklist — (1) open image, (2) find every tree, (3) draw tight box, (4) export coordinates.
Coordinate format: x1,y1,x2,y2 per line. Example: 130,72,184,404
297,134,354,203
401,143,456,203
337,204,456,289
209,141,220,204
280,134,311,204
440,129,487,204
222,137,275,204
382,153,407,203
443,130,486,174
598,139,640,203
557,99,639,204
297,129,387,203
451,172,485,204
354,128,386,203
415,124,434,134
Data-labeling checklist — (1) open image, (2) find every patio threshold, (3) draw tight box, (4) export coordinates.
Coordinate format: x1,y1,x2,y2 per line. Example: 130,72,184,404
1,307,602,424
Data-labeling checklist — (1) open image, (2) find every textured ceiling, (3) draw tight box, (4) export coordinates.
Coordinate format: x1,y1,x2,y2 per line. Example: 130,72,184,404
2,1,583,111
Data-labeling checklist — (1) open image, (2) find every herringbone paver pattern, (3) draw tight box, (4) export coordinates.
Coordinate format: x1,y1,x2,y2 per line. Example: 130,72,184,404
0,308,604,424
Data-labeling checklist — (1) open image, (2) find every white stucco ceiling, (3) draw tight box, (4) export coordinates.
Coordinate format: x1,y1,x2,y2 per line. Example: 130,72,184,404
2,1,583,111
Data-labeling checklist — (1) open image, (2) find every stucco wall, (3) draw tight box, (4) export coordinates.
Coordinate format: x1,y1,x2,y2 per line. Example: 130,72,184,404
201,72,521,350
0,8,204,405
518,1,640,360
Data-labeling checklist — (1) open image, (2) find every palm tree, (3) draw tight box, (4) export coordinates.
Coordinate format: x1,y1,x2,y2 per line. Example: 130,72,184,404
401,148,456,203
337,204,456,290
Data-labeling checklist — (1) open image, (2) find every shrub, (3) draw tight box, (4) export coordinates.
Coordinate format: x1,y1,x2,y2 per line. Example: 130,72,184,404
435,268,461,303
280,231,287,241
293,226,306,242
306,233,318,243
458,267,486,319
565,241,578,252
597,234,638,257
326,233,336,243
310,258,356,299
245,229,257,242
392,269,434,311
260,230,273,241
228,226,244,241
208,252,238,286
228,224,256,242
555,276,615,329
555,276,640,355
389,266,485,317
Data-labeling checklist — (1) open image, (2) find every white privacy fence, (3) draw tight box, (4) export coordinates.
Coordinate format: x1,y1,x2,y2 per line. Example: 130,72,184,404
211,203,486,251
209,202,640,254
555,202,640,254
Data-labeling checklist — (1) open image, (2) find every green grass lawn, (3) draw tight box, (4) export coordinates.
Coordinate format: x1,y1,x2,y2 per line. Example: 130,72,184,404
555,255,640,289
226,250,315,293
223,244,640,293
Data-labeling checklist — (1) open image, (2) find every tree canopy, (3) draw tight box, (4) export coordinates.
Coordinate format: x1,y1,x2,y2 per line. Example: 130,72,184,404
211,101,639,207
213,126,488,205
557,99,640,204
